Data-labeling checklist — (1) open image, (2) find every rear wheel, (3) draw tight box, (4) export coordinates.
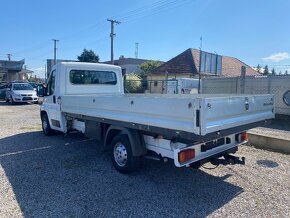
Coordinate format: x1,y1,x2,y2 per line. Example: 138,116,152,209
41,113,53,136
111,134,140,174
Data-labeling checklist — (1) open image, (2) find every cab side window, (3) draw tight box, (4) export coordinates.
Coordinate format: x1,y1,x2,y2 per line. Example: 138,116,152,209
47,70,56,96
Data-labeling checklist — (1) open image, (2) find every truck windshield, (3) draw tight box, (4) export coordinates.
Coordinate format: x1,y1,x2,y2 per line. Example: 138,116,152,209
70,70,117,85
12,83,34,90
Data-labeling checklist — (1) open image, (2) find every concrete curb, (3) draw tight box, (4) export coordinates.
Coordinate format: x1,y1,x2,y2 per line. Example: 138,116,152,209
248,133,290,154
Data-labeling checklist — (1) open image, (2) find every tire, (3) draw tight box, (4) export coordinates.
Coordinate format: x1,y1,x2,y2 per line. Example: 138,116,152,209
10,96,15,105
5,96,9,103
41,113,53,136
111,134,140,174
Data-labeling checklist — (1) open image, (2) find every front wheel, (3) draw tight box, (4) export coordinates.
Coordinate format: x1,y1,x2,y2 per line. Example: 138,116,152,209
111,134,140,174
10,96,15,105
41,113,54,136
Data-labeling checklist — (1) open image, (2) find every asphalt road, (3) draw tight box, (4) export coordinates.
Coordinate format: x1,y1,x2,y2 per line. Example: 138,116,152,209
0,101,289,217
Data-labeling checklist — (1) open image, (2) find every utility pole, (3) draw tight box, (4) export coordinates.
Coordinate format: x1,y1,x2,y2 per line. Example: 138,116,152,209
7,54,12,61
45,63,47,82
198,36,203,94
107,19,120,65
52,39,59,65
135,42,139,58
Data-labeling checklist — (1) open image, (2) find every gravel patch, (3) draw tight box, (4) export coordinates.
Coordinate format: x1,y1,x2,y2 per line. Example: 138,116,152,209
0,101,289,217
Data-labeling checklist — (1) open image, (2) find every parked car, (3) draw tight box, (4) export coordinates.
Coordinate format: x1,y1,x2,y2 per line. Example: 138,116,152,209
0,83,8,99
29,82,45,96
5,82,38,104
29,82,38,90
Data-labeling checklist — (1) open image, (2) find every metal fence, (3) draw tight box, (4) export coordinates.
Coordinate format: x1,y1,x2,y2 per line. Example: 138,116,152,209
201,75,290,115
124,80,178,94
124,75,290,115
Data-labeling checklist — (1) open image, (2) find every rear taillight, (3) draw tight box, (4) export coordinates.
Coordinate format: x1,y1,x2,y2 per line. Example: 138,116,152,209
235,132,248,142
178,149,195,164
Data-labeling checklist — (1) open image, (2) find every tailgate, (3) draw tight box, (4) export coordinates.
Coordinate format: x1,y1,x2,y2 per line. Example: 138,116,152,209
199,94,275,135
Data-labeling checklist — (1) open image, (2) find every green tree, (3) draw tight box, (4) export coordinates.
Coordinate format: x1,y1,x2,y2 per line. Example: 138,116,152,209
264,65,269,75
77,49,99,62
271,68,276,75
285,70,289,75
125,74,143,93
139,60,162,75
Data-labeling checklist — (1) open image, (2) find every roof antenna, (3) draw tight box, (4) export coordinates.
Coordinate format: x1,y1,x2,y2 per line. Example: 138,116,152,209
199,36,203,50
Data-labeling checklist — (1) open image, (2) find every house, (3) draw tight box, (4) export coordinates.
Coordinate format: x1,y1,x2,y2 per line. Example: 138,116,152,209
0,59,25,83
103,56,160,74
148,48,257,81
18,68,33,81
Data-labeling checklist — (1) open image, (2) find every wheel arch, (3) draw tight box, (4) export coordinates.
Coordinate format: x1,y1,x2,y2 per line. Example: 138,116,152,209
105,125,147,156
40,110,47,118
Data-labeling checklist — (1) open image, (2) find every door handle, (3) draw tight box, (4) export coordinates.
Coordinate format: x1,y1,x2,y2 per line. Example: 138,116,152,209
53,95,56,103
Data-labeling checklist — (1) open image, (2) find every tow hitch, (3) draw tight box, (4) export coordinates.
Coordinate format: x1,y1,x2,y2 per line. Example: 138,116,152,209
210,154,245,166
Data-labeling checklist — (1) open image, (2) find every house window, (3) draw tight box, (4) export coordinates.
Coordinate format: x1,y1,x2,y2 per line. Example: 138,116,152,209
154,81,158,86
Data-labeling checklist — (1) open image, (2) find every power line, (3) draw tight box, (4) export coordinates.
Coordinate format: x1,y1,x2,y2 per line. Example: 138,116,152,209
5,0,193,59
120,0,193,23
12,41,50,55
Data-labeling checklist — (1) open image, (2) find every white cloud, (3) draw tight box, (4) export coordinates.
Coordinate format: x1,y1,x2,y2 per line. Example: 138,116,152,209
262,52,290,62
30,67,45,72
30,67,46,78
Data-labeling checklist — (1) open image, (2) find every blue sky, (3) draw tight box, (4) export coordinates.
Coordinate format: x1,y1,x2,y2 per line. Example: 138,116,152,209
1,0,290,77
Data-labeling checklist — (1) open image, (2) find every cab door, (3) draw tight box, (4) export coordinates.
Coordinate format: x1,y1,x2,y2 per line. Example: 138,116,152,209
44,70,63,131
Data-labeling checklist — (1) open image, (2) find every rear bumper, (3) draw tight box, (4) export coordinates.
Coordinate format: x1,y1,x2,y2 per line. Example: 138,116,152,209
173,134,246,167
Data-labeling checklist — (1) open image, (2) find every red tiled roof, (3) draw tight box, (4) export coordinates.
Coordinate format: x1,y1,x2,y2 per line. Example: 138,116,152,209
150,48,258,76
222,56,257,76
151,49,198,75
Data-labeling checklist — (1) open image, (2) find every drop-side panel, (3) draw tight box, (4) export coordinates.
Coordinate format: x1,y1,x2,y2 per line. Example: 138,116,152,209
199,94,275,135
61,94,200,135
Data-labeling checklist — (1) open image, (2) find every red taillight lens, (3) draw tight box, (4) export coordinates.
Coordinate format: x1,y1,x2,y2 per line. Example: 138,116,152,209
178,149,195,164
241,132,248,142
236,132,248,142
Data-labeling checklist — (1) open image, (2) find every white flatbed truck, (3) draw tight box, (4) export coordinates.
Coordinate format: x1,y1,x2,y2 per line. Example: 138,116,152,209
40,62,275,173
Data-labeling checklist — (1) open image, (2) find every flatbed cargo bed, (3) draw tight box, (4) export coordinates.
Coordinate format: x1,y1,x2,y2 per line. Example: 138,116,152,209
61,93,274,137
